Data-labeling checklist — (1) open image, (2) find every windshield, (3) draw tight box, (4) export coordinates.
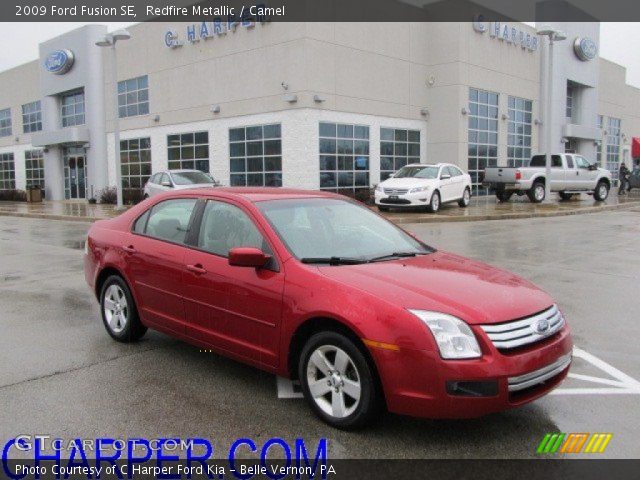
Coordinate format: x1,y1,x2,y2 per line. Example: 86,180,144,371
257,198,433,263
393,166,439,179
171,171,214,185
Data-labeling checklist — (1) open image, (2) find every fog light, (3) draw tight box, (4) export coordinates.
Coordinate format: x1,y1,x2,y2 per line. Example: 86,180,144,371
446,380,498,397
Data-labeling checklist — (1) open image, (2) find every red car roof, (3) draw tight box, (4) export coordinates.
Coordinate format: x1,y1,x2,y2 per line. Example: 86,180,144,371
171,187,345,203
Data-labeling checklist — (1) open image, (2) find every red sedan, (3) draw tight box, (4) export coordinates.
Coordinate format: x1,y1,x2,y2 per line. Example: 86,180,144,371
84,188,572,429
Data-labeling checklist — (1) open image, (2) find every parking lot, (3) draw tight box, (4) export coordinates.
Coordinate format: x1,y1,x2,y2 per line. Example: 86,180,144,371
0,209,639,459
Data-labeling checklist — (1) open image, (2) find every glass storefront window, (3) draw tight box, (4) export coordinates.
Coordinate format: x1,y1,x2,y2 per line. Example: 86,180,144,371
380,128,420,181
319,122,370,198
0,153,15,190
507,96,532,168
167,131,210,172
229,124,282,187
468,88,498,196
121,137,151,203
606,117,622,183
25,150,45,190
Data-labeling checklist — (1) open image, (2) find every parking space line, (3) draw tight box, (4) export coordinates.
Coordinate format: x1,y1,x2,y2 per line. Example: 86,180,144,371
552,347,640,395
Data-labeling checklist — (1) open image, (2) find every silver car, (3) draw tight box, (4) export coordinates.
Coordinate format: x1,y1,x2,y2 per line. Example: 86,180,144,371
143,170,220,198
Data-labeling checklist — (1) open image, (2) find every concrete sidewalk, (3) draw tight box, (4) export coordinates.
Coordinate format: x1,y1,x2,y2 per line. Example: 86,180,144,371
0,192,639,224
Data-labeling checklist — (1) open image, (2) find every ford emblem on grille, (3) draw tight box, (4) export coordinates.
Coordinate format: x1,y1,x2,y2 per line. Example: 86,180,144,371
535,318,550,334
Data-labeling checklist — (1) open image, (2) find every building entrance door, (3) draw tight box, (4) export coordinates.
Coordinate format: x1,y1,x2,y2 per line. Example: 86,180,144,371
64,147,87,200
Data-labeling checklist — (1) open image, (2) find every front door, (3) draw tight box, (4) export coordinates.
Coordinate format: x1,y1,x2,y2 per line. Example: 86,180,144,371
64,148,88,200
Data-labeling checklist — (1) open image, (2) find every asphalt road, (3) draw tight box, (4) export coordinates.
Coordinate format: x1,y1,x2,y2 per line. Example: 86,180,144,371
0,209,639,460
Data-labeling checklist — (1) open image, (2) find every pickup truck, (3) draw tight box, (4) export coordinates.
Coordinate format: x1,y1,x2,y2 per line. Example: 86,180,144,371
483,153,612,203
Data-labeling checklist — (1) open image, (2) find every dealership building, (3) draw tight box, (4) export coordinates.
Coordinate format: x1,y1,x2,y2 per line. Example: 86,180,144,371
1,21,640,201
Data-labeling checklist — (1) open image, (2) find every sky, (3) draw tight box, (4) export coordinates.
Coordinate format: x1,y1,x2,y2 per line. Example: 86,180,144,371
1,22,639,88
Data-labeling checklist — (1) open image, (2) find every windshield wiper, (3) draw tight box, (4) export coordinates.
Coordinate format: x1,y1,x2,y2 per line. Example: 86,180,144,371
301,256,369,266
369,251,431,262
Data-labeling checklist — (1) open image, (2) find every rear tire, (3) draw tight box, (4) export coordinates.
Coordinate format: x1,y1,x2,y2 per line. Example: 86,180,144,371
558,192,573,201
100,275,147,343
594,180,609,201
496,190,513,203
527,181,546,203
298,331,381,430
377,205,390,212
458,188,471,208
427,191,441,213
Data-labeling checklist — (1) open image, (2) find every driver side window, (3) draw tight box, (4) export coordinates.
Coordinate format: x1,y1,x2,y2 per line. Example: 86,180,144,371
198,201,270,257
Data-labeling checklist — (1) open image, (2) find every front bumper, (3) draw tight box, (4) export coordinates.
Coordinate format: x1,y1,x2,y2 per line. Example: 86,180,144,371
371,324,572,419
374,190,431,206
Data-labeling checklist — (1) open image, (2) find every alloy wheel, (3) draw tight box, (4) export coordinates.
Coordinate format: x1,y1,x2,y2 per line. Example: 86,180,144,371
103,284,129,334
599,184,608,199
306,345,362,419
535,185,545,201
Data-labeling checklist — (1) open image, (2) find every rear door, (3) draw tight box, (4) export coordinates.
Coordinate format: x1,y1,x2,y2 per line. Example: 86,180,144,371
563,154,580,189
182,199,284,368
550,155,566,191
438,166,455,202
446,165,466,199
128,198,198,336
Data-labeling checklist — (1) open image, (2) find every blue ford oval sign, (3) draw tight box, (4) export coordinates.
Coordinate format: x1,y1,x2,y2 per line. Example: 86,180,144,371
44,49,75,75
574,37,597,61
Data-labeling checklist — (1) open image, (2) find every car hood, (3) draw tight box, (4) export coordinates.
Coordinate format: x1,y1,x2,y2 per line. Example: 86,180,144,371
379,177,437,189
317,251,554,325
173,183,215,190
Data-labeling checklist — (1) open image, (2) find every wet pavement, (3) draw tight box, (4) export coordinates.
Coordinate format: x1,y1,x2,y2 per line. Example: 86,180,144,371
1,191,639,225
0,210,639,459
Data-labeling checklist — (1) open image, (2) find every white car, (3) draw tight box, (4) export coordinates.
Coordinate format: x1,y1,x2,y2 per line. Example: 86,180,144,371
374,163,472,213
143,170,220,198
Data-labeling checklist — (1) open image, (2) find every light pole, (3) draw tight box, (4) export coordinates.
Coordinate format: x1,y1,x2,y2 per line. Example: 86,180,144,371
537,26,566,204
96,29,131,210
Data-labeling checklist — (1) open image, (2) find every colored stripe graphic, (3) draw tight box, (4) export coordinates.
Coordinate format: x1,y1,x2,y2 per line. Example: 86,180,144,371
538,433,613,454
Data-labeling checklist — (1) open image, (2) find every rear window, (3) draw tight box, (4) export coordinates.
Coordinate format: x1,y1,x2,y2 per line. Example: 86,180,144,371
530,155,562,168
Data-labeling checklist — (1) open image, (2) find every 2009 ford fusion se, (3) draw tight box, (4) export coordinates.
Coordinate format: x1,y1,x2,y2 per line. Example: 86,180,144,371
84,188,572,429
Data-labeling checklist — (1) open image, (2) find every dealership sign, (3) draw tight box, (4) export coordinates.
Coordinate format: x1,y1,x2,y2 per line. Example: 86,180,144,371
165,8,268,48
44,49,75,74
573,37,597,61
472,16,539,52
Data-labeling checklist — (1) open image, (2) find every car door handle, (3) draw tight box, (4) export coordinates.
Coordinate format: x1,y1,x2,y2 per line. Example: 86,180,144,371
186,264,207,275
123,245,136,254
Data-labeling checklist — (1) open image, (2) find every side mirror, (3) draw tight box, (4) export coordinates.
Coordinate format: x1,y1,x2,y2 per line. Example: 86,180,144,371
588,164,598,171
440,174,451,180
228,247,271,268
161,181,172,187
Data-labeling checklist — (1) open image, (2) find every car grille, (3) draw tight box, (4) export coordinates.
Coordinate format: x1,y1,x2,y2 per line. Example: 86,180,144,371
508,352,572,392
384,188,409,195
480,304,564,350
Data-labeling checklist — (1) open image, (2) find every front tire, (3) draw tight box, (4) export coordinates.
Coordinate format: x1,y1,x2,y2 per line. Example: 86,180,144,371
594,180,609,201
427,190,441,213
100,275,147,343
527,181,546,203
458,188,471,208
299,331,381,430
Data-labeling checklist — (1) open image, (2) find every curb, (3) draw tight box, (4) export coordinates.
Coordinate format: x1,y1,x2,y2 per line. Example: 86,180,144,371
1,200,639,225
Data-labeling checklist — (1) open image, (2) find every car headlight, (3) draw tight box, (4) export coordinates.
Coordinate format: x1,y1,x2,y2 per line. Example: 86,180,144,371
375,184,384,193
409,186,429,193
409,310,481,359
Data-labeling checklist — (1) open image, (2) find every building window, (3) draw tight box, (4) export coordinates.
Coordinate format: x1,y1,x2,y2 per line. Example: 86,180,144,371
564,139,577,154
0,108,12,137
22,101,42,133
468,88,498,196
0,153,15,190
25,150,45,189
606,117,622,183
380,128,420,181
319,122,370,197
596,115,603,167
118,75,149,118
566,84,574,119
229,124,282,187
507,96,532,168
121,138,151,204
167,132,209,172
61,90,85,127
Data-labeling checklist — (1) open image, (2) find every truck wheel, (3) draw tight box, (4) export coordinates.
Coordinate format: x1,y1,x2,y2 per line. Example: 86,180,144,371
496,190,513,203
458,188,471,208
427,191,440,213
594,181,609,201
527,182,545,203
558,192,573,201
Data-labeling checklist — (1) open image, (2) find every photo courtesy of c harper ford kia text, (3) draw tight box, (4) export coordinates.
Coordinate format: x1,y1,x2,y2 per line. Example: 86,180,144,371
1,1,640,479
